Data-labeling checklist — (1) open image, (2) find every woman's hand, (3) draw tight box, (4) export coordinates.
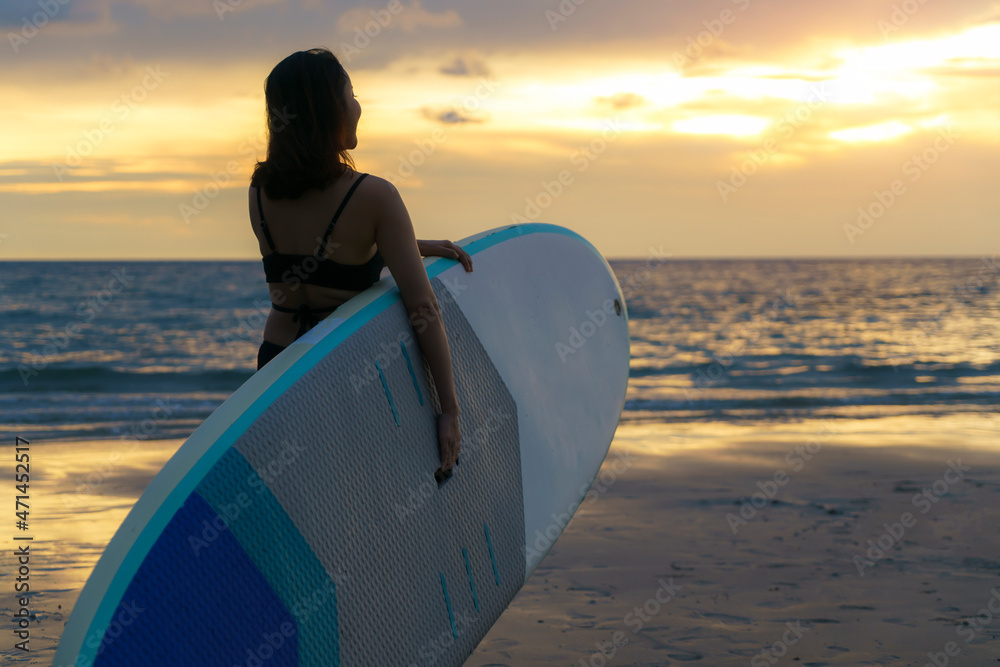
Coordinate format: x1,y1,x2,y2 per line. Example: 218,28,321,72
437,411,461,474
417,239,473,272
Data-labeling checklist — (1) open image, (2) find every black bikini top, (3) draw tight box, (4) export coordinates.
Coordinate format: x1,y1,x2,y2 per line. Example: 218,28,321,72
256,173,384,291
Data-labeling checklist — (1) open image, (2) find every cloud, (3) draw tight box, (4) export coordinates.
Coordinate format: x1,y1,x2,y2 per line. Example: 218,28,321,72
438,55,491,77
0,0,100,26
595,92,647,110
335,0,462,35
973,3,1000,22
419,106,486,125
134,0,287,20
6,1,992,81
0,0,112,31
922,61,1000,78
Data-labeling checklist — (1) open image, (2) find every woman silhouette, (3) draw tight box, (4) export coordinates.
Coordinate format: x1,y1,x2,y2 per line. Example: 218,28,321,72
249,47,470,474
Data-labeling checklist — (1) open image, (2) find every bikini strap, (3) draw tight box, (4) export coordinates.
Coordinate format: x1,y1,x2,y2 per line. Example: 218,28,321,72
256,186,277,251
318,173,368,255
271,302,304,317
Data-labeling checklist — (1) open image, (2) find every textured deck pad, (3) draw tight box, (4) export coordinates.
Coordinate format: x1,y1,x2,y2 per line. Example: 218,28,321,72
232,277,524,665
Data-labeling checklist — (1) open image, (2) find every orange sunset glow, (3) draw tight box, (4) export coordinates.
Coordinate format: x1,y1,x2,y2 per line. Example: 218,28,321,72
1,0,997,259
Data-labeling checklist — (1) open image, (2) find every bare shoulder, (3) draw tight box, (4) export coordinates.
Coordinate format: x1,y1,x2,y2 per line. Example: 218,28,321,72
247,184,261,216
247,184,260,226
355,174,407,221
357,173,400,201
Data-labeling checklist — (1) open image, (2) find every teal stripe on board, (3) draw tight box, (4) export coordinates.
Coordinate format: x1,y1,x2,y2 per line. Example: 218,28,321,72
400,341,424,406
440,573,457,639
375,359,402,426
484,522,500,586
195,447,341,666
462,547,480,612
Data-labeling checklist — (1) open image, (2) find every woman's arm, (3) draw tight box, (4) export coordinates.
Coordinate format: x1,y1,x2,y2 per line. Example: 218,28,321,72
372,180,467,415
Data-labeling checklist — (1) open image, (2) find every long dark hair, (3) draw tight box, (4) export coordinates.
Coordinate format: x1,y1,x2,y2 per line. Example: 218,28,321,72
251,48,355,200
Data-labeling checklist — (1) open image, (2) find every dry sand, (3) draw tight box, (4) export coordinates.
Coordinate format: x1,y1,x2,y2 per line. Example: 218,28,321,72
3,415,998,666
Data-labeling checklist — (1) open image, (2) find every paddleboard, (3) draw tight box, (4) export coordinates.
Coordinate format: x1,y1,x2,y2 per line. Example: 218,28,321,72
53,222,630,666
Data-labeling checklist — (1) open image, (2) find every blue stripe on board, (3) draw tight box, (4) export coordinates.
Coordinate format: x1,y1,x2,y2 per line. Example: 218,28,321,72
400,340,424,406
462,547,480,612
80,224,579,662
484,522,500,586
440,573,457,639
93,491,297,666
195,448,341,666
375,359,402,427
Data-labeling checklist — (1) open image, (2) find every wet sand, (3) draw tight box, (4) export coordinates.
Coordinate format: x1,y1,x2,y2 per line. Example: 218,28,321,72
3,415,999,666
468,416,1000,666
0,437,186,666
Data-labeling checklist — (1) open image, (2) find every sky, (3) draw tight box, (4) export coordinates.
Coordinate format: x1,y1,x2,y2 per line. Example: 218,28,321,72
1,0,998,259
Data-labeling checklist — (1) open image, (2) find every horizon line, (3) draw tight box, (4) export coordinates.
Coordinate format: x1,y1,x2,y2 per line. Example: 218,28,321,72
0,254,994,262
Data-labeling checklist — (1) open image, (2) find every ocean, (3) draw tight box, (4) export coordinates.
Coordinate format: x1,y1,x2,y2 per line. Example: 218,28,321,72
2,256,1000,666
1,257,998,444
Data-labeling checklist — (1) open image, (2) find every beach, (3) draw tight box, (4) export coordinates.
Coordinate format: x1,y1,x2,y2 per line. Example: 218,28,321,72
5,413,999,666
2,256,997,665
468,415,1000,666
